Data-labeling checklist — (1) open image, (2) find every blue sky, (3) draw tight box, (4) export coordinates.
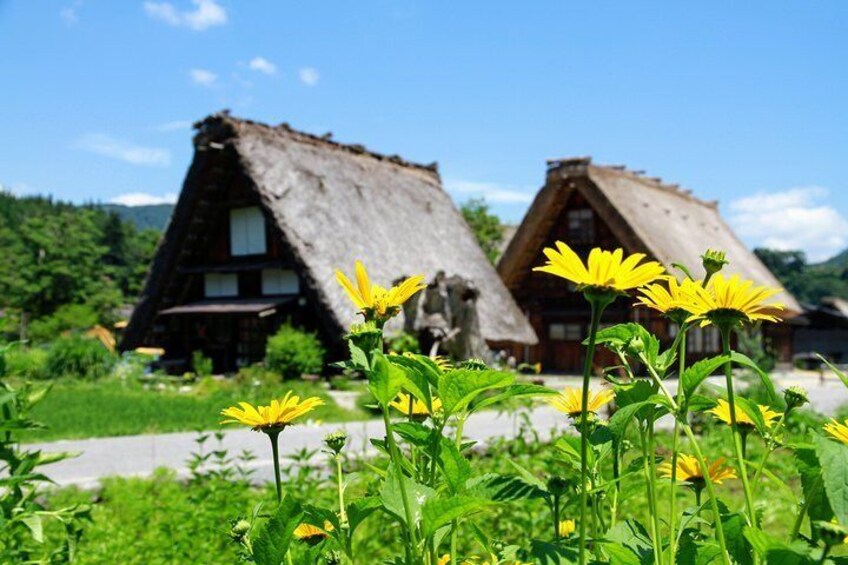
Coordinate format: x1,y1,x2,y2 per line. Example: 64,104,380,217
1,1,846,260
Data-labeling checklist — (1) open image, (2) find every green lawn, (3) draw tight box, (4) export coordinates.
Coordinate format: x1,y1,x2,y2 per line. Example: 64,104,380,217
22,375,368,442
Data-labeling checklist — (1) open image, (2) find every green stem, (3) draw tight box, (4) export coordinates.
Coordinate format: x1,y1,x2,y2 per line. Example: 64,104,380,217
336,455,347,525
819,545,831,565
647,412,664,565
720,327,757,529
641,425,663,565
667,331,687,564
268,430,283,503
790,501,807,540
553,494,561,542
382,408,421,564
578,299,606,565
752,413,786,495
611,440,620,527
643,362,732,565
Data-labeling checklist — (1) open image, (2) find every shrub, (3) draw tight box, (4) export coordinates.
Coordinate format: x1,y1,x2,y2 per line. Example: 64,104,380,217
46,335,115,379
192,350,214,377
265,324,324,380
27,303,99,343
387,331,420,355
4,346,49,380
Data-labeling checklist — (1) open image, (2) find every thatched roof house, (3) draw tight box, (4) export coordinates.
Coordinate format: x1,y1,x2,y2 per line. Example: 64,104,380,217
498,157,800,372
122,113,536,371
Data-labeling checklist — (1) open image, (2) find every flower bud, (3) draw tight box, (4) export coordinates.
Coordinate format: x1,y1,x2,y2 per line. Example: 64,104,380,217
345,321,383,357
459,358,488,371
627,336,646,354
229,518,251,541
784,386,808,411
324,430,348,455
547,475,571,497
701,249,729,277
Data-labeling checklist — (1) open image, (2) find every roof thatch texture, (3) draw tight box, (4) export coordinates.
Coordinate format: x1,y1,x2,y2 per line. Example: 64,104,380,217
499,157,802,314
125,113,537,347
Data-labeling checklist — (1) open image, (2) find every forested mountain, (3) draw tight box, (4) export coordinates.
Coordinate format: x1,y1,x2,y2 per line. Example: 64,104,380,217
0,192,160,341
99,203,174,231
754,248,848,305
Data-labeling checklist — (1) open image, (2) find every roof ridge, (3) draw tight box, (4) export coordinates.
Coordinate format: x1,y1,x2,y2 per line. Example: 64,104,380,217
195,111,440,176
546,156,718,208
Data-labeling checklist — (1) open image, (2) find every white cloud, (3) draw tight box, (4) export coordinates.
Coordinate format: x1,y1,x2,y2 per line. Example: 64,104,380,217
144,0,227,31
445,178,535,204
60,1,82,25
729,186,848,262
75,133,171,167
298,67,320,86
189,68,217,87
109,192,178,206
248,56,277,76
153,119,193,132
1,182,39,197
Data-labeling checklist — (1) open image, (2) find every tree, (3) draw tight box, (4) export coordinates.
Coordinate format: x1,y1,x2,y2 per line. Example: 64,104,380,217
460,198,504,264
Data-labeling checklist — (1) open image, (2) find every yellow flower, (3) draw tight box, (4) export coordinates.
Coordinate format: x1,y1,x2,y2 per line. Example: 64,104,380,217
220,392,324,432
658,453,737,486
824,419,848,445
679,273,784,328
335,260,426,323
533,242,665,293
549,387,614,418
708,399,781,429
389,392,442,420
438,556,451,565
558,519,576,537
636,277,701,316
293,520,334,545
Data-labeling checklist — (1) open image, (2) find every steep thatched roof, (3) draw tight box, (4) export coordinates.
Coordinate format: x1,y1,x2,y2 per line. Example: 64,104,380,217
123,113,537,348
498,157,802,315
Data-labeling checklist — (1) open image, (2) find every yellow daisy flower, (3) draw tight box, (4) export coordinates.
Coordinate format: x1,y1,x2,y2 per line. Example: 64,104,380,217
708,399,781,429
438,556,451,565
533,242,665,293
658,453,737,486
679,273,785,328
335,260,426,323
636,277,701,316
220,392,324,432
558,519,576,537
824,419,848,445
293,520,334,545
389,392,442,420
549,387,614,418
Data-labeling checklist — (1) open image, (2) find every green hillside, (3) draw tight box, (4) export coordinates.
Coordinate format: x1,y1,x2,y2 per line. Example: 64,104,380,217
99,203,174,231
755,248,848,305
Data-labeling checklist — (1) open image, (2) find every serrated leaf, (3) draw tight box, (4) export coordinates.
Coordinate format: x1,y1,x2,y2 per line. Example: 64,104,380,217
605,520,654,565
471,383,555,412
438,369,513,416
681,355,730,401
21,514,43,543
368,351,406,408
529,539,580,564
438,438,472,493
421,495,490,538
794,445,831,541
815,434,848,526
379,464,434,527
346,496,381,536
467,473,547,502
252,496,304,565
608,401,650,439
735,396,768,436
721,511,752,565
387,354,432,411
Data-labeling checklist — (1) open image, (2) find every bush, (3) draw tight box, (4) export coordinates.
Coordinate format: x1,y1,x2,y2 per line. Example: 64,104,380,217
387,331,420,355
192,350,214,377
46,335,115,379
27,303,99,343
4,346,49,380
265,324,324,380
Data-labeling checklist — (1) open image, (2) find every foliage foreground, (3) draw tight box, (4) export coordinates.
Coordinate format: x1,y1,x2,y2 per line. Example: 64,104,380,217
6,246,848,564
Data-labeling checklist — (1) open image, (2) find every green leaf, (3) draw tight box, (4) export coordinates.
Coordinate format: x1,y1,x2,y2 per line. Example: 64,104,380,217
676,529,721,565
379,464,434,527
467,473,548,502
438,369,513,416
794,444,832,540
602,543,644,565
252,496,304,565
346,496,381,536
735,397,768,436
605,520,654,565
393,421,435,447
681,355,730,401
368,351,406,408
608,401,651,439
438,438,472,493
528,540,580,564
347,340,369,370
721,512,752,565
743,527,815,565
730,351,776,402
818,354,848,390
21,514,43,543
505,459,549,493
815,434,848,526
470,383,555,412
387,354,432,411
421,495,490,538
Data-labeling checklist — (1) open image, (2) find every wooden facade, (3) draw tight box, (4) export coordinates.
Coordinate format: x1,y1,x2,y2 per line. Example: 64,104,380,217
498,158,800,374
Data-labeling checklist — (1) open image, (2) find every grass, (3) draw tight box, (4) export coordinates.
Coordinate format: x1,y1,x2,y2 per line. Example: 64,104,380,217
22,375,369,442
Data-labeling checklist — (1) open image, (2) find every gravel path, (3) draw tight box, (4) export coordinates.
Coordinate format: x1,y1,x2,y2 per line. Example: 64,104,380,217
29,370,847,488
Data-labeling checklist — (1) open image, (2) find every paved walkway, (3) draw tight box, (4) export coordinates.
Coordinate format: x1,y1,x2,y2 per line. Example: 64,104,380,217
29,371,848,488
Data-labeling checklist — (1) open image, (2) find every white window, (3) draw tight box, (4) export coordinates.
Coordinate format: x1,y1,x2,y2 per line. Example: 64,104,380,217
549,323,582,341
262,269,299,295
204,273,238,297
230,207,267,256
